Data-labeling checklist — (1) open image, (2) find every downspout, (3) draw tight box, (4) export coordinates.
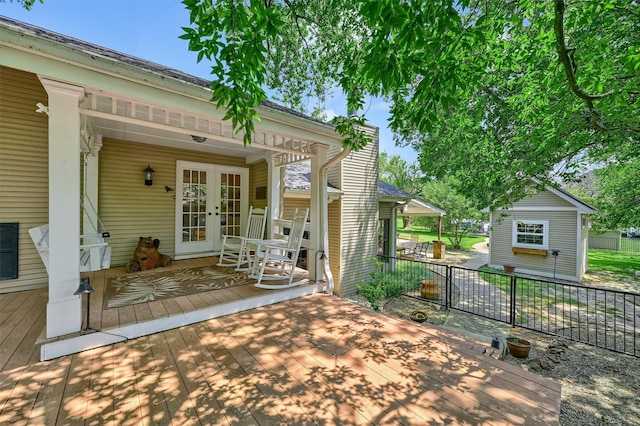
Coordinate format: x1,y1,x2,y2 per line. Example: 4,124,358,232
316,147,352,294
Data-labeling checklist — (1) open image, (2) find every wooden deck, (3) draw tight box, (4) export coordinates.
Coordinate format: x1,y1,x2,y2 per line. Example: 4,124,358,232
0,260,561,424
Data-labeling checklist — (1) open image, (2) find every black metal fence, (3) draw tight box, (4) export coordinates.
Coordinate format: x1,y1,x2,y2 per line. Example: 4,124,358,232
349,255,640,357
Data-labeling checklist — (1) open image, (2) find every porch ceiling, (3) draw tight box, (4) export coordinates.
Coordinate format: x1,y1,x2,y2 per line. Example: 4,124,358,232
81,90,321,166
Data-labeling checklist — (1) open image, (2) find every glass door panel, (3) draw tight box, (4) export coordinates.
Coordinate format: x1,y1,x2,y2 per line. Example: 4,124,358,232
219,172,243,239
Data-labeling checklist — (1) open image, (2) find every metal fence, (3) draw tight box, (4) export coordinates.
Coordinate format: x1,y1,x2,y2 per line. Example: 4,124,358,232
349,255,640,357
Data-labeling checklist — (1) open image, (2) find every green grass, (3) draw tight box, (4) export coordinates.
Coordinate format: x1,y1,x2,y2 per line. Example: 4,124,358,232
397,226,487,250
588,249,640,279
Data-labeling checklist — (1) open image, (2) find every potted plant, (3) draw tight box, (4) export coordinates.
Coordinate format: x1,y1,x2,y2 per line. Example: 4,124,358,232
420,279,441,300
503,264,516,274
506,337,531,358
409,310,428,323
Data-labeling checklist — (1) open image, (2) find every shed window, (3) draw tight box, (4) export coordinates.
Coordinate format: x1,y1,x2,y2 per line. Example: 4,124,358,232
512,220,549,250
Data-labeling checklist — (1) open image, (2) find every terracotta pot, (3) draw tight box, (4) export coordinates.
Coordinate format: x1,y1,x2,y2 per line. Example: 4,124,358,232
503,264,516,274
506,337,531,358
420,279,441,300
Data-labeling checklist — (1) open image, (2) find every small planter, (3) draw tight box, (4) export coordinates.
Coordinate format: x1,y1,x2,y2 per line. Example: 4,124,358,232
420,279,441,300
409,310,428,323
506,337,531,358
503,264,516,274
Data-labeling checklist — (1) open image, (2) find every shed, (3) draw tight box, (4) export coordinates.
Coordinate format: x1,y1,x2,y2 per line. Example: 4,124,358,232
488,186,596,281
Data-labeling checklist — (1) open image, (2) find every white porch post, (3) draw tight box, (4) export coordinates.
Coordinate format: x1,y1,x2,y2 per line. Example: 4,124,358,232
310,146,328,282
266,158,281,238
40,78,85,338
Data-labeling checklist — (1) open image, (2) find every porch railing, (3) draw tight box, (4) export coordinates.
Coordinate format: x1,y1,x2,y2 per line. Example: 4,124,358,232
347,255,640,357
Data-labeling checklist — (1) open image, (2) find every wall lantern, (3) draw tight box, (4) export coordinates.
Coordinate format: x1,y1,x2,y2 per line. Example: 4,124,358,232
143,164,155,186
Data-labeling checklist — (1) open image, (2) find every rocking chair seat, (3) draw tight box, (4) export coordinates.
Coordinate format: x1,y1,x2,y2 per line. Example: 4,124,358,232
250,208,309,289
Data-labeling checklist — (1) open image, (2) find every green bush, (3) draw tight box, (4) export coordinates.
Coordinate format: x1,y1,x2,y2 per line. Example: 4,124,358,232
357,259,432,311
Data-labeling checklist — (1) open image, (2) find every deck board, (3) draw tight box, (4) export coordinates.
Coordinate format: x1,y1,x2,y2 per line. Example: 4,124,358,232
0,259,561,425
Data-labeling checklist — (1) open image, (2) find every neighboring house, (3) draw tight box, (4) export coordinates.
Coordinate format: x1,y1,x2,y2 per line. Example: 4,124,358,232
488,187,596,281
378,181,446,257
0,17,377,341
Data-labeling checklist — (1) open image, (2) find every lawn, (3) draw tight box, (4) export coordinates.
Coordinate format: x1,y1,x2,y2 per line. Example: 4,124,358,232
588,249,640,279
397,226,487,250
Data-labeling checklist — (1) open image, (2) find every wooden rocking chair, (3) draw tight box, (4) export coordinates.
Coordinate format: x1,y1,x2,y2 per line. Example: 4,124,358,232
250,208,309,289
217,206,267,268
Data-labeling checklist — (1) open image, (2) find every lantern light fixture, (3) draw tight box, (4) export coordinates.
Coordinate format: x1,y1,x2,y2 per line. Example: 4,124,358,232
143,164,155,186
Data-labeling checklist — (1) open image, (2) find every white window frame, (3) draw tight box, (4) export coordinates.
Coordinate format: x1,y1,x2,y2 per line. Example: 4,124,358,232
512,220,549,250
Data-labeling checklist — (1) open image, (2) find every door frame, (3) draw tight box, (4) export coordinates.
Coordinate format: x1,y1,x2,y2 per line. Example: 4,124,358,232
174,160,248,260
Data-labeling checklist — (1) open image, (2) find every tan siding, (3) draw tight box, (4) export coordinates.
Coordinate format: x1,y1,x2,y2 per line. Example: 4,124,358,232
0,67,49,292
491,210,578,279
99,139,248,266
328,199,341,291
249,160,268,210
282,198,310,220
337,125,379,296
513,190,574,208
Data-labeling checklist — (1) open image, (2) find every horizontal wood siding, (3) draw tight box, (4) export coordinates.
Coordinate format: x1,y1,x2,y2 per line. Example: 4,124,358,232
249,160,268,210
0,67,49,292
99,139,247,266
338,126,379,296
513,190,573,208
282,198,310,220
328,199,341,291
491,210,578,279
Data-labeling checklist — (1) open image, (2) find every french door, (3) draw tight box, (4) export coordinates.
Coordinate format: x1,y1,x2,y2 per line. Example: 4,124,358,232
175,161,248,259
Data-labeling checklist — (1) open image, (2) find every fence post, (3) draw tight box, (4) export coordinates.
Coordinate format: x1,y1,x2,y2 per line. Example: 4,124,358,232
510,275,517,327
445,265,451,309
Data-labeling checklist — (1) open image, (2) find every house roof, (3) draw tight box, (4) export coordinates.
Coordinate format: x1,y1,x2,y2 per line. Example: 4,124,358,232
485,183,597,214
378,180,413,199
284,162,342,195
0,16,334,131
551,186,598,213
379,180,446,216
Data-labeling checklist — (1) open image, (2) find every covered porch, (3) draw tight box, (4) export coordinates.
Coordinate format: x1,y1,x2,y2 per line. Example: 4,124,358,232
31,257,324,360
0,287,561,424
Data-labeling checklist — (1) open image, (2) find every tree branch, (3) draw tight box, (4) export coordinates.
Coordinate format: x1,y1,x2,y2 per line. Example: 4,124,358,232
554,0,613,132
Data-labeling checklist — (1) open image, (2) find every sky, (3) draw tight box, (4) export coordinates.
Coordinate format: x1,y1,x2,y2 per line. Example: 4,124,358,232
2,0,417,160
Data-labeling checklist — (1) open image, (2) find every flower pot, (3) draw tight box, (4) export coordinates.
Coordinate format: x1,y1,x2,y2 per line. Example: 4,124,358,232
506,337,531,358
420,279,441,300
503,264,516,274
410,310,428,323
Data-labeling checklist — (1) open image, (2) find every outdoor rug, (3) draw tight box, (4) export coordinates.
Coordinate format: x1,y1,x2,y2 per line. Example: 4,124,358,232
104,265,255,309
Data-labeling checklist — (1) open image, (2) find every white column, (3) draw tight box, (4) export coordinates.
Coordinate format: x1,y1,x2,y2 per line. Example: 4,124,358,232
40,78,85,338
310,147,328,282
266,157,281,238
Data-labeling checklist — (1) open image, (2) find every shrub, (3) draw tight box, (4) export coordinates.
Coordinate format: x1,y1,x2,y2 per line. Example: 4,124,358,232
357,258,431,311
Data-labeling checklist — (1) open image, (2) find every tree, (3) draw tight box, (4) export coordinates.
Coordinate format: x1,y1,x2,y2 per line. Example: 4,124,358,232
23,1,637,209
379,152,424,228
179,0,638,209
405,1,639,209
422,177,484,249
593,162,640,230
3,0,41,9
